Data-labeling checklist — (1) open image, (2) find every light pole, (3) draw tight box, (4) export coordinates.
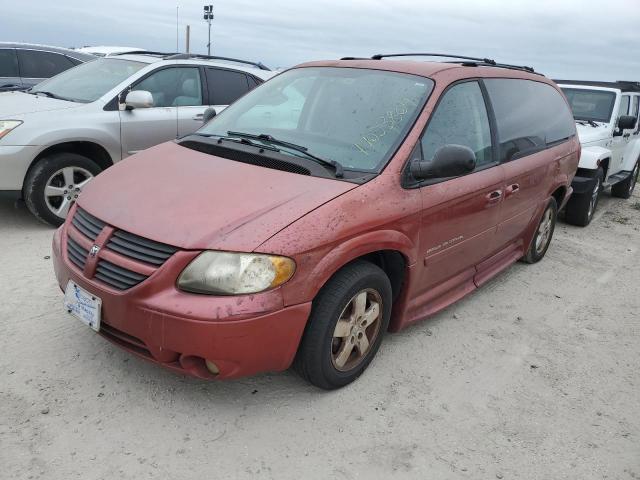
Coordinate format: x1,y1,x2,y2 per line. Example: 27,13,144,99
203,4,213,55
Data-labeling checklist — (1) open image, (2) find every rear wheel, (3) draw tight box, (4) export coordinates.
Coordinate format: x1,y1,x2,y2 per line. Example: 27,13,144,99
294,261,392,389
24,153,101,227
564,168,603,226
611,160,639,199
523,198,557,264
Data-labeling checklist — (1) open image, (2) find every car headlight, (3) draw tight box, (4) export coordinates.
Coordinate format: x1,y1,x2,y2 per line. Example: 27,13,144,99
177,251,296,295
0,120,22,140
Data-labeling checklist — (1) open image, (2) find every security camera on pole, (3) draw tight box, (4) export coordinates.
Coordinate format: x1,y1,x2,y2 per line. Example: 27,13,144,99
204,4,213,55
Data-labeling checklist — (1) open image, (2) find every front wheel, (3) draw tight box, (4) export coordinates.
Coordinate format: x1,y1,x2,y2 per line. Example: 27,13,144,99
294,261,392,389
24,153,101,227
523,198,557,264
611,161,639,199
564,168,603,226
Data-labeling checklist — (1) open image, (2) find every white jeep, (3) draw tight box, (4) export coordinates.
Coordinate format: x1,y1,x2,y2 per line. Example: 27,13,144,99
558,81,640,226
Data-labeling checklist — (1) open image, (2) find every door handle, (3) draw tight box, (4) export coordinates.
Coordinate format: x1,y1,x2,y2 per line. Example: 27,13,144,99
486,190,503,205
193,113,204,120
505,183,520,198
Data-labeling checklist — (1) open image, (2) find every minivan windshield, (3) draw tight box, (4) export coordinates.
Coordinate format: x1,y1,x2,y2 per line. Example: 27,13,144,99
561,88,616,123
30,58,145,103
198,67,433,172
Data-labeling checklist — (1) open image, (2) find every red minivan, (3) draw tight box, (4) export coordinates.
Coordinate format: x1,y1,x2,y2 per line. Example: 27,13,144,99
52,54,580,389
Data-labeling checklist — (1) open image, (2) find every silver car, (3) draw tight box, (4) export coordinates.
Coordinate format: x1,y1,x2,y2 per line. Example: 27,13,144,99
0,52,273,225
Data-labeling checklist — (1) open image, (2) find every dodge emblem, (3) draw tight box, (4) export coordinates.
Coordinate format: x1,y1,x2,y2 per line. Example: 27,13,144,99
89,245,100,257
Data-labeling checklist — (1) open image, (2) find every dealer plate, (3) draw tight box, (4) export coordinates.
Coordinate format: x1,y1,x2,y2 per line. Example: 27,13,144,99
63,280,101,332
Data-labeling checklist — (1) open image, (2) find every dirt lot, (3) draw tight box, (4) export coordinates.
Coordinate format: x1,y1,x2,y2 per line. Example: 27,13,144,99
1,189,639,480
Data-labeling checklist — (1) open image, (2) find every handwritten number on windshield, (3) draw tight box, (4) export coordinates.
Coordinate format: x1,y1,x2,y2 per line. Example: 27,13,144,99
353,99,413,156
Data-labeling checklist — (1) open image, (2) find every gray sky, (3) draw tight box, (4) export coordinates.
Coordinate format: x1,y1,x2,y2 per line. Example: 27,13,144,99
3,0,639,80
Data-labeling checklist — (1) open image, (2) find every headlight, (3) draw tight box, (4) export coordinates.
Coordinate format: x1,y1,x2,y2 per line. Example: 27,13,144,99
177,251,296,295
0,120,22,140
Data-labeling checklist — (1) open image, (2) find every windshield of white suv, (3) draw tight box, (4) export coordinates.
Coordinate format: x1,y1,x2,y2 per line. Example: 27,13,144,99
198,67,433,172
30,58,145,103
561,88,616,123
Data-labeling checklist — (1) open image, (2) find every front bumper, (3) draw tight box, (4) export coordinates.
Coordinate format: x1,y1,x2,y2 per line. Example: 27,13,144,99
0,145,38,190
52,224,311,380
571,174,596,195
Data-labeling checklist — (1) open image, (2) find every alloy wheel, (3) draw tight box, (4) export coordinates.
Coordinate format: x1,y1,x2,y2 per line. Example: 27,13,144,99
587,177,601,220
535,206,554,255
331,289,383,372
44,167,93,218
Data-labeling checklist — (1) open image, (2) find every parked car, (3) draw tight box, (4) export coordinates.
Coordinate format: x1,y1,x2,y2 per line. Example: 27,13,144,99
557,80,640,225
75,46,146,57
0,51,273,225
52,53,579,389
0,42,94,92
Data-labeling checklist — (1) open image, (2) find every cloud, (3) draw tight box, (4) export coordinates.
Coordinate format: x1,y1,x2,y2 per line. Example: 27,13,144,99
2,0,639,80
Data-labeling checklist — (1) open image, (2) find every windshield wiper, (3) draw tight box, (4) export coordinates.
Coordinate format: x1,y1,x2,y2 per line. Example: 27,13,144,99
30,90,71,101
191,133,280,152
227,131,344,178
576,119,599,128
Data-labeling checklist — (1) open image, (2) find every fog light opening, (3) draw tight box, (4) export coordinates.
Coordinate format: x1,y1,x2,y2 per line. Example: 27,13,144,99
205,359,220,376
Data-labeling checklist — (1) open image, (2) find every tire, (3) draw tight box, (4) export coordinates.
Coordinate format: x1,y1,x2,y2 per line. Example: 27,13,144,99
24,153,102,227
523,198,557,264
611,160,639,199
564,168,603,227
294,261,392,390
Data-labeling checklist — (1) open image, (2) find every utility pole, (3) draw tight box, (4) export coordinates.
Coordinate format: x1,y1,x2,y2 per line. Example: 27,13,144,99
203,4,213,55
186,25,190,53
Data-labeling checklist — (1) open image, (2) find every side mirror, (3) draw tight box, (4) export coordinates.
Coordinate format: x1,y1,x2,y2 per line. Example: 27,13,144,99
618,115,637,131
410,144,477,180
202,107,217,124
125,90,153,109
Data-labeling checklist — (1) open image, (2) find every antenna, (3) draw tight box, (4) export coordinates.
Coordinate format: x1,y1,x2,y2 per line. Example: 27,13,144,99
176,5,179,52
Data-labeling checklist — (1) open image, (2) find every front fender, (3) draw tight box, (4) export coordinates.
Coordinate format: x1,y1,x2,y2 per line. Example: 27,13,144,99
579,145,611,170
280,230,417,306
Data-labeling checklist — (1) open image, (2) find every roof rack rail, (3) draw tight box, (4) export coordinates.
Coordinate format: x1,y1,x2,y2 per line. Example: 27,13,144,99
164,53,270,70
113,50,178,57
370,53,497,64
554,79,640,92
346,53,539,75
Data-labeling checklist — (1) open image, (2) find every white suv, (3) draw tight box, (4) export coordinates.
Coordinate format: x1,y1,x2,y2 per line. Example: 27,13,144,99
0,52,274,225
558,81,640,225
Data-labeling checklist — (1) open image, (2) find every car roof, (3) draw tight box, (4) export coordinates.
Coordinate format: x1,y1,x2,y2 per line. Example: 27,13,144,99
110,53,274,78
0,42,95,61
555,80,640,93
294,58,550,85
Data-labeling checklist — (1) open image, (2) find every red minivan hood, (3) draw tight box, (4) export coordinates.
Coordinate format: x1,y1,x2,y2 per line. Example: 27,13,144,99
78,142,356,251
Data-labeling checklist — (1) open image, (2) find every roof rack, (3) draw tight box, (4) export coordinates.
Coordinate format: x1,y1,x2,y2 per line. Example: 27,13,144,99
113,50,178,57
554,79,640,92
341,53,538,75
164,53,270,70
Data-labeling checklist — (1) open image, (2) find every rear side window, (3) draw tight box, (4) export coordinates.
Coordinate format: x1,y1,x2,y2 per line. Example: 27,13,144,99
421,81,493,167
205,68,250,105
618,95,630,117
485,79,575,162
0,49,19,77
17,50,75,78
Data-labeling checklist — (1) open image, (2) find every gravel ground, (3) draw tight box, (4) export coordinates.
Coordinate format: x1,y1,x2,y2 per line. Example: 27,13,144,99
1,189,639,480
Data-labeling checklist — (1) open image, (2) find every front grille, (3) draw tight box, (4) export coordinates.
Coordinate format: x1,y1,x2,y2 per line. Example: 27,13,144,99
67,237,88,270
106,230,178,266
67,208,178,291
71,207,105,241
95,259,149,291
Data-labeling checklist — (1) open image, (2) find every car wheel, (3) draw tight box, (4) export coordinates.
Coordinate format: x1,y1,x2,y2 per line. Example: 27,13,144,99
611,160,639,199
294,261,392,389
24,153,101,227
564,168,603,226
523,197,557,264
